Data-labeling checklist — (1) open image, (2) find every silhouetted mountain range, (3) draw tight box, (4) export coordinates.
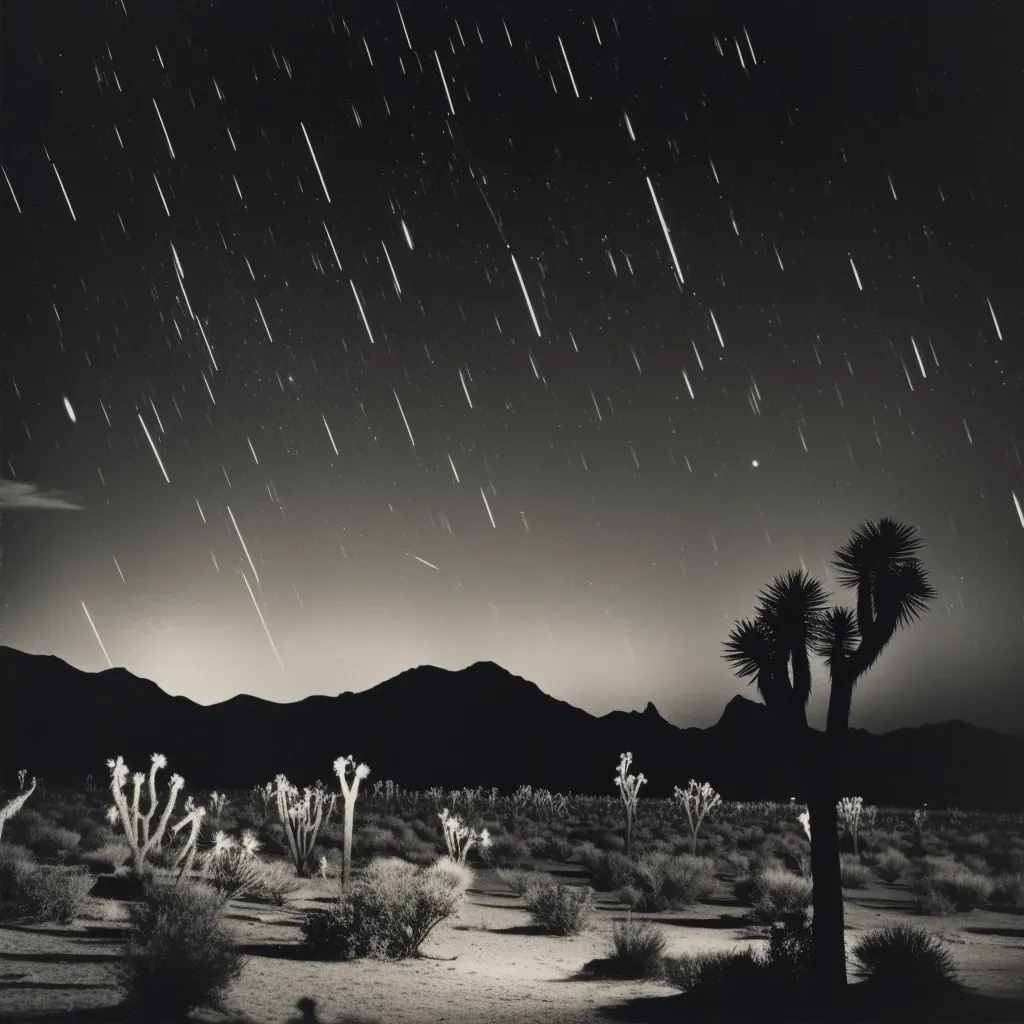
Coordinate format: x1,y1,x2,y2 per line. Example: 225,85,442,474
2,647,1022,810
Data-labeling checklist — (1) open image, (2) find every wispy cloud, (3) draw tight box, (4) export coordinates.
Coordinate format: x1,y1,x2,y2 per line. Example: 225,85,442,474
0,479,84,511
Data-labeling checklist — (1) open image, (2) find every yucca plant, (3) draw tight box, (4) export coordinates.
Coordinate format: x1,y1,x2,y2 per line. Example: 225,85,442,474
204,830,262,900
851,924,962,998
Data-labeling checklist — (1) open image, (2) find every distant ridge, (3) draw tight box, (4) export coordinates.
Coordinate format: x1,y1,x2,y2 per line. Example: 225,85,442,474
1,647,1022,810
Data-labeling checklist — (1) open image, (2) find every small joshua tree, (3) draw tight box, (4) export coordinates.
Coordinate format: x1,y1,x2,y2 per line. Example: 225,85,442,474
250,781,274,825
615,753,646,857
674,779,722,855
273,775,336,878
837,796,864,855
106,754,191,877
208,791,228,826
439,808,491,864
334,755,369,892
0,773,36,842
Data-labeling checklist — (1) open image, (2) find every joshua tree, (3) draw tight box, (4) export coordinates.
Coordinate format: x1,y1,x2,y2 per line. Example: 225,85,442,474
0,773,36,842
334,755,369,892
722,518,935,1003
106,754,190,877
273,775,336,877
674,779,722,855
615,752,646,857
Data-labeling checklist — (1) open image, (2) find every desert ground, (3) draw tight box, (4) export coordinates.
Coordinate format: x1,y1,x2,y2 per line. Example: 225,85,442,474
2,856,1023,1024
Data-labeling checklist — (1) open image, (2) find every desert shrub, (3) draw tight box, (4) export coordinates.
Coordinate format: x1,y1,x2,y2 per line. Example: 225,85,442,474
989,872,1024,908
761,910,813,986
496,866,536,897
580,847,635,891
985,846,1024,875
662,947,764,992
399,842,439,866
527,834,575,862
26,865,94,923
76,818,116,852
721,850,752,877
759,832,809,875
751,867,813,924
256,860,304,905
0,855,38,921
840,854,873,889
912,879,956,916
910,863,992,913
117,879,246,1020
78,841,130,874
595,831,627,853
523,881,595,935
0,842,34,869
351,824,400,859
859,828,899,855
482,833,531,868
24,822,82,860
607,913,667,978
300,856,469,960
875,848,911,883
950,833,989,857
957,853,990,876
851,924,962,999
618,852,716,911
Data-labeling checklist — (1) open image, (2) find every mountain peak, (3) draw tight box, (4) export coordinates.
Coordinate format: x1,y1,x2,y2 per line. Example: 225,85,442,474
2,647,1022,808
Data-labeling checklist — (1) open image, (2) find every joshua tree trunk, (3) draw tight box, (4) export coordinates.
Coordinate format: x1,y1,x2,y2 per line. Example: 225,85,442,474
806,737,847,1004
342,797,355,892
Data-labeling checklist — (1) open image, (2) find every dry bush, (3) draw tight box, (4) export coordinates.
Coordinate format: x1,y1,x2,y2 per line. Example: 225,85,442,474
117,879,246,1019
839,854,873,889
579,846,635,891
607,913,667,978
618,852,717,911
523,881,595,935
875,848,911,883
496,866,536,896
989,872,1024,908
481,833,531,868
750,867,812,924
78,841,131,874
300,856,469,960
24,822,82,860
256,860,304,905
911,862,993,914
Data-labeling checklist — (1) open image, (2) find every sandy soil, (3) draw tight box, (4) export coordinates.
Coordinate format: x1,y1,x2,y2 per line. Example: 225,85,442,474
1,863,1023,1024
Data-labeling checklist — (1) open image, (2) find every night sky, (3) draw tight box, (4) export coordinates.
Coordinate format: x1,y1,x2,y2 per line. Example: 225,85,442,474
2,1,1022,736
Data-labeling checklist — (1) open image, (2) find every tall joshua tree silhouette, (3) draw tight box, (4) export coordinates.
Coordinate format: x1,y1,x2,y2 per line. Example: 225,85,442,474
722,518,935,1004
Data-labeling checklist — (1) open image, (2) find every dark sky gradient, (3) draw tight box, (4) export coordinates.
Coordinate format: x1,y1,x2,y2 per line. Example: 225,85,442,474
1,1,1022,734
